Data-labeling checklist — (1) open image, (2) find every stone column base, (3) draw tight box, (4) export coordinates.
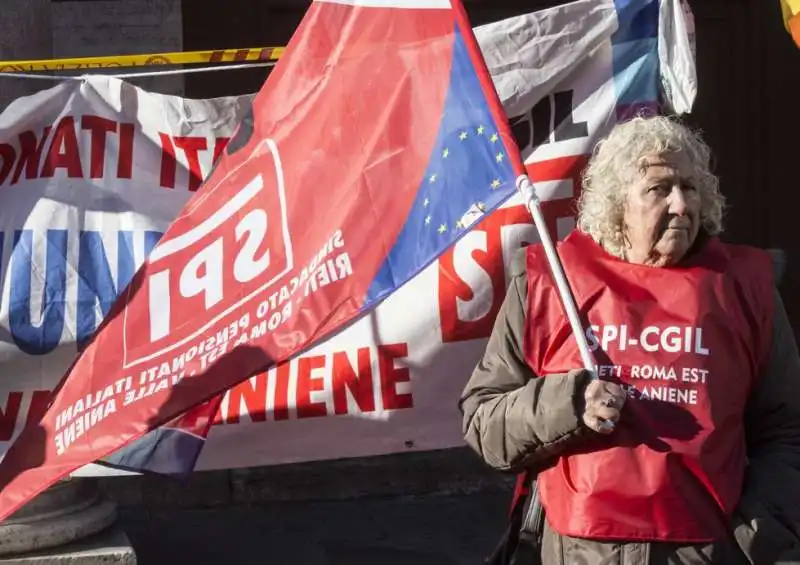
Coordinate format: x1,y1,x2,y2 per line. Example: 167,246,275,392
0,524,135,565
0,480,118,558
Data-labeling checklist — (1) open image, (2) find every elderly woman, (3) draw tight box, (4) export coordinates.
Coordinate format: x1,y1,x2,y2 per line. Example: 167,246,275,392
460,115,800,565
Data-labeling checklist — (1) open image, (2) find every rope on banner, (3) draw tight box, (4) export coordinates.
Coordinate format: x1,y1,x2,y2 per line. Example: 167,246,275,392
0,62,276,81
0,72,78,81
109,61,275,78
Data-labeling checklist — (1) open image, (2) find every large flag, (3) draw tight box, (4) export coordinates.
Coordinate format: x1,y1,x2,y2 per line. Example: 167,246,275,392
98,0,676,481
782,0,800,47
0,0,525,518
0,0,693,487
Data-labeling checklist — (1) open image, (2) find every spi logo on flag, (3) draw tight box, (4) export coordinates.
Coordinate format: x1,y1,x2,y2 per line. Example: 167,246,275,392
126,139,293,367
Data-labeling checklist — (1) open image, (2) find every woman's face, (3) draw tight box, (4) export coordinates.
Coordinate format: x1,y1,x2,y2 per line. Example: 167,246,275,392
622,152,701,267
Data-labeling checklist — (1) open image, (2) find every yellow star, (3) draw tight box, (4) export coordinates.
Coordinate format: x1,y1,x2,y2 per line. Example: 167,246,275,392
455,219,465,229
438,224,447,234
476,125,485,135
423,198,430,207
459,131,468,141
425,215,432,225
442,148,449,158
495,152,504,163
429,173,437,183
490,179,501,189
490,133,499,143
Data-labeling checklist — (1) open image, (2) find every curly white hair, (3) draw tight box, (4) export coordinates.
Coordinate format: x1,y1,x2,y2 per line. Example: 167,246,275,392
576,115,725,259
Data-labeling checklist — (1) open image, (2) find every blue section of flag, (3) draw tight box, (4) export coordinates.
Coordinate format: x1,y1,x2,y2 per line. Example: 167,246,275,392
611,0,660,108
611,38,659,105
365,25,517,304
99,428,206,479
612,0,658,43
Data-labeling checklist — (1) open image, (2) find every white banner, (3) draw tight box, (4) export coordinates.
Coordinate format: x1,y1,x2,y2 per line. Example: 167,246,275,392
0,0,694,474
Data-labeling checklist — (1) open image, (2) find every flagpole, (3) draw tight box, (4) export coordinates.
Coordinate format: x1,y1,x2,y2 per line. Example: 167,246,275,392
516,174,618,430
515,174,597,375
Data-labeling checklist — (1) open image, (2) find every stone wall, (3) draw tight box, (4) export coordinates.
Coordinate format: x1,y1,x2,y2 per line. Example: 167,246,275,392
52,0,184,96
98,448,515,510
0,0,52,110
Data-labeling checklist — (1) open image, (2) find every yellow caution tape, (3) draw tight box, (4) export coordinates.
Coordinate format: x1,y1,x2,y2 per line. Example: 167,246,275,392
0,47,286,73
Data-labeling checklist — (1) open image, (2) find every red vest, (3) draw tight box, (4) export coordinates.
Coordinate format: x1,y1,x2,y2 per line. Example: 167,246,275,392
524,231,774,542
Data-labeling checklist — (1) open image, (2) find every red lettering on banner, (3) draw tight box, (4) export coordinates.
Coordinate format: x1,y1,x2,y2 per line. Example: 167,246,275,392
332,348,375,414
117,123,134,179
212,401,225,426
438,154,588,344
0,393,23,442
379,343,413,410
41,117,83,179
438,206,530,344
173,137,207,191
527,155,588,236
224,375,267,424
0,117,231,188
273,362,291,421
0,343,405,442
0,391,52,442
296,355,328,418
11,127,51,184
81,115,117,178
212,137,230,165
0,143,14,184
0,116,137,186
216,343,413,424
158,134,232,191
159,132,177,189
220,363,292,424
25,390,51,427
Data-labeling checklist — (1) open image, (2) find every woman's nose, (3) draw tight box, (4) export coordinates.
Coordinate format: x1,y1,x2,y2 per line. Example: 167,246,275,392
668,185,688,216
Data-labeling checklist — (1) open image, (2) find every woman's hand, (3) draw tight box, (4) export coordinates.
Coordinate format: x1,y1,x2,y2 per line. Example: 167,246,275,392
582,379,627,434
